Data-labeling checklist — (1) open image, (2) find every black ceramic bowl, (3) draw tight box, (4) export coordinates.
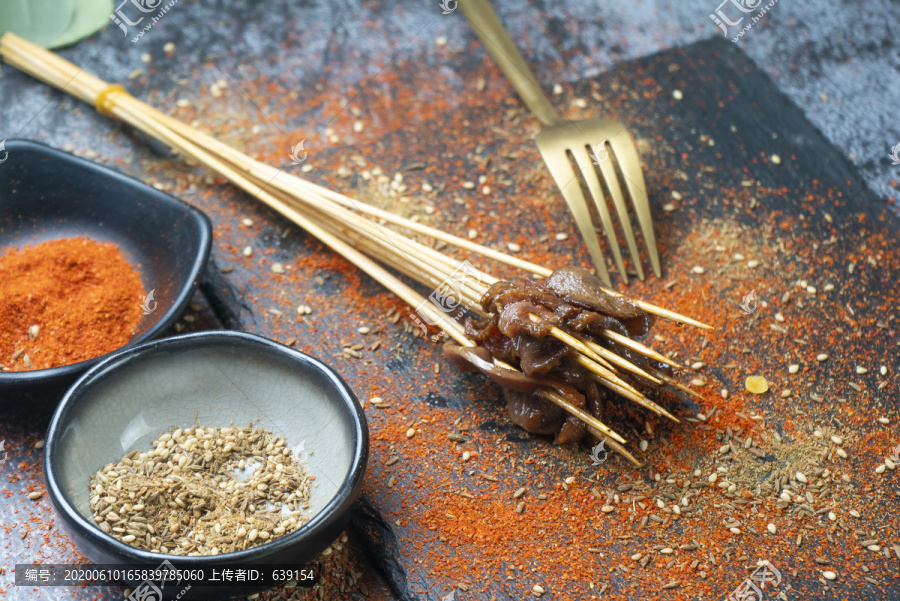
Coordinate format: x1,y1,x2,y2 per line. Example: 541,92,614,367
0,139,212,400
44,331,368,598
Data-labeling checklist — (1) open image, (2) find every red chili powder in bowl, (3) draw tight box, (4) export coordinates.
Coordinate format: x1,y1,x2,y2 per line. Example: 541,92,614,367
0,237,145,372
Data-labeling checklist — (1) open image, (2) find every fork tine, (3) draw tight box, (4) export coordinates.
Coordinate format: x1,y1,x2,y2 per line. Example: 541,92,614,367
609,128,661,278
536,141,612,285
571,144,629,284
595,142,645,281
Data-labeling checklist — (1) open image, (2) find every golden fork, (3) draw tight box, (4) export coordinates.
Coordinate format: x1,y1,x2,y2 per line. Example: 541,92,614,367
459,0,660,285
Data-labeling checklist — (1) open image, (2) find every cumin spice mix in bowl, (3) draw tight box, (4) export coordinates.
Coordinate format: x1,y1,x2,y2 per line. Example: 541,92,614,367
0,139,212,399
44,330,368,598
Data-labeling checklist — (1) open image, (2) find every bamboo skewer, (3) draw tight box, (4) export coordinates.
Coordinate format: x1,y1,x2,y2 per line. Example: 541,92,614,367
0,32,713,464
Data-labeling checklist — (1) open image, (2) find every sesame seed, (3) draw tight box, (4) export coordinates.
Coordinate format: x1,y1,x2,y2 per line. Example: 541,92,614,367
767,523,776,534
770,154,781,165
462,451,471,462
406,428,416,439
875,464,886,474
532,585,545,596
508,243,521,252
467,229,478,239
823,283,834,291
242,246,253,257
817,354,828,362
880,366,888,376
823,571,836,580
789,364,799,374
692,266,705,274
271,263,285,274
462,181,475,189
163,42,175,53
672,90,683,100
856,366,868,374
601,505,614,513
796,472,808,484
877,417,889,424
27,491,42,500
747,260,760,268
830,435,842,445
639,440,648,452
555,233,568,241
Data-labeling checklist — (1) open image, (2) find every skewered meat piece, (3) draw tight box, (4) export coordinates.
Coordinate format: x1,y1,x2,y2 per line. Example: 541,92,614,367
446,268,665,445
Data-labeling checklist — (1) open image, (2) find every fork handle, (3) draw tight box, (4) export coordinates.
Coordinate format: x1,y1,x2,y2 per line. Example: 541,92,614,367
459,0,565,127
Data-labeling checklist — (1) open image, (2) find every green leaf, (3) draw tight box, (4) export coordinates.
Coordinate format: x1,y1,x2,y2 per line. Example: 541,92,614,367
48,0,114,48
0,0,75,47
0,0,113,49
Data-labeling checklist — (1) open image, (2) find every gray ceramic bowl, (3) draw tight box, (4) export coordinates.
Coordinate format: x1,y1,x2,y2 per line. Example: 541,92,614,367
44,331,368,598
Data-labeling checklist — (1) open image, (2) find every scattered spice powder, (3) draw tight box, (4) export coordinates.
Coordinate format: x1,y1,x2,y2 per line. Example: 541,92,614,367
89,425,312,556
0,237,145,371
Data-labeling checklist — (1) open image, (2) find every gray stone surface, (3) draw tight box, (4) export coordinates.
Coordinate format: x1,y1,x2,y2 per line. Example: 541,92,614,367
1,0,898,201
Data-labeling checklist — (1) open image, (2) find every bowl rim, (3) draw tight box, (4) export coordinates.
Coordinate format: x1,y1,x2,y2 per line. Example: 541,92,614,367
0,138,213,388
44,329,369,564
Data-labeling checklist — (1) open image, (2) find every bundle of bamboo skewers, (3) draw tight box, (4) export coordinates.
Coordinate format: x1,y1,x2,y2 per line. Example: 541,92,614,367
0,33,712,464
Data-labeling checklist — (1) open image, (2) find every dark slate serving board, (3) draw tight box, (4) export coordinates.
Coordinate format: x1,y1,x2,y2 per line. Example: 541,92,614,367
199,36,900,601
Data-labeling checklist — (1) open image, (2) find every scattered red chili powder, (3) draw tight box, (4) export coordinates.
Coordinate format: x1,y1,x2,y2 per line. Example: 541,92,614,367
0,237,145,371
